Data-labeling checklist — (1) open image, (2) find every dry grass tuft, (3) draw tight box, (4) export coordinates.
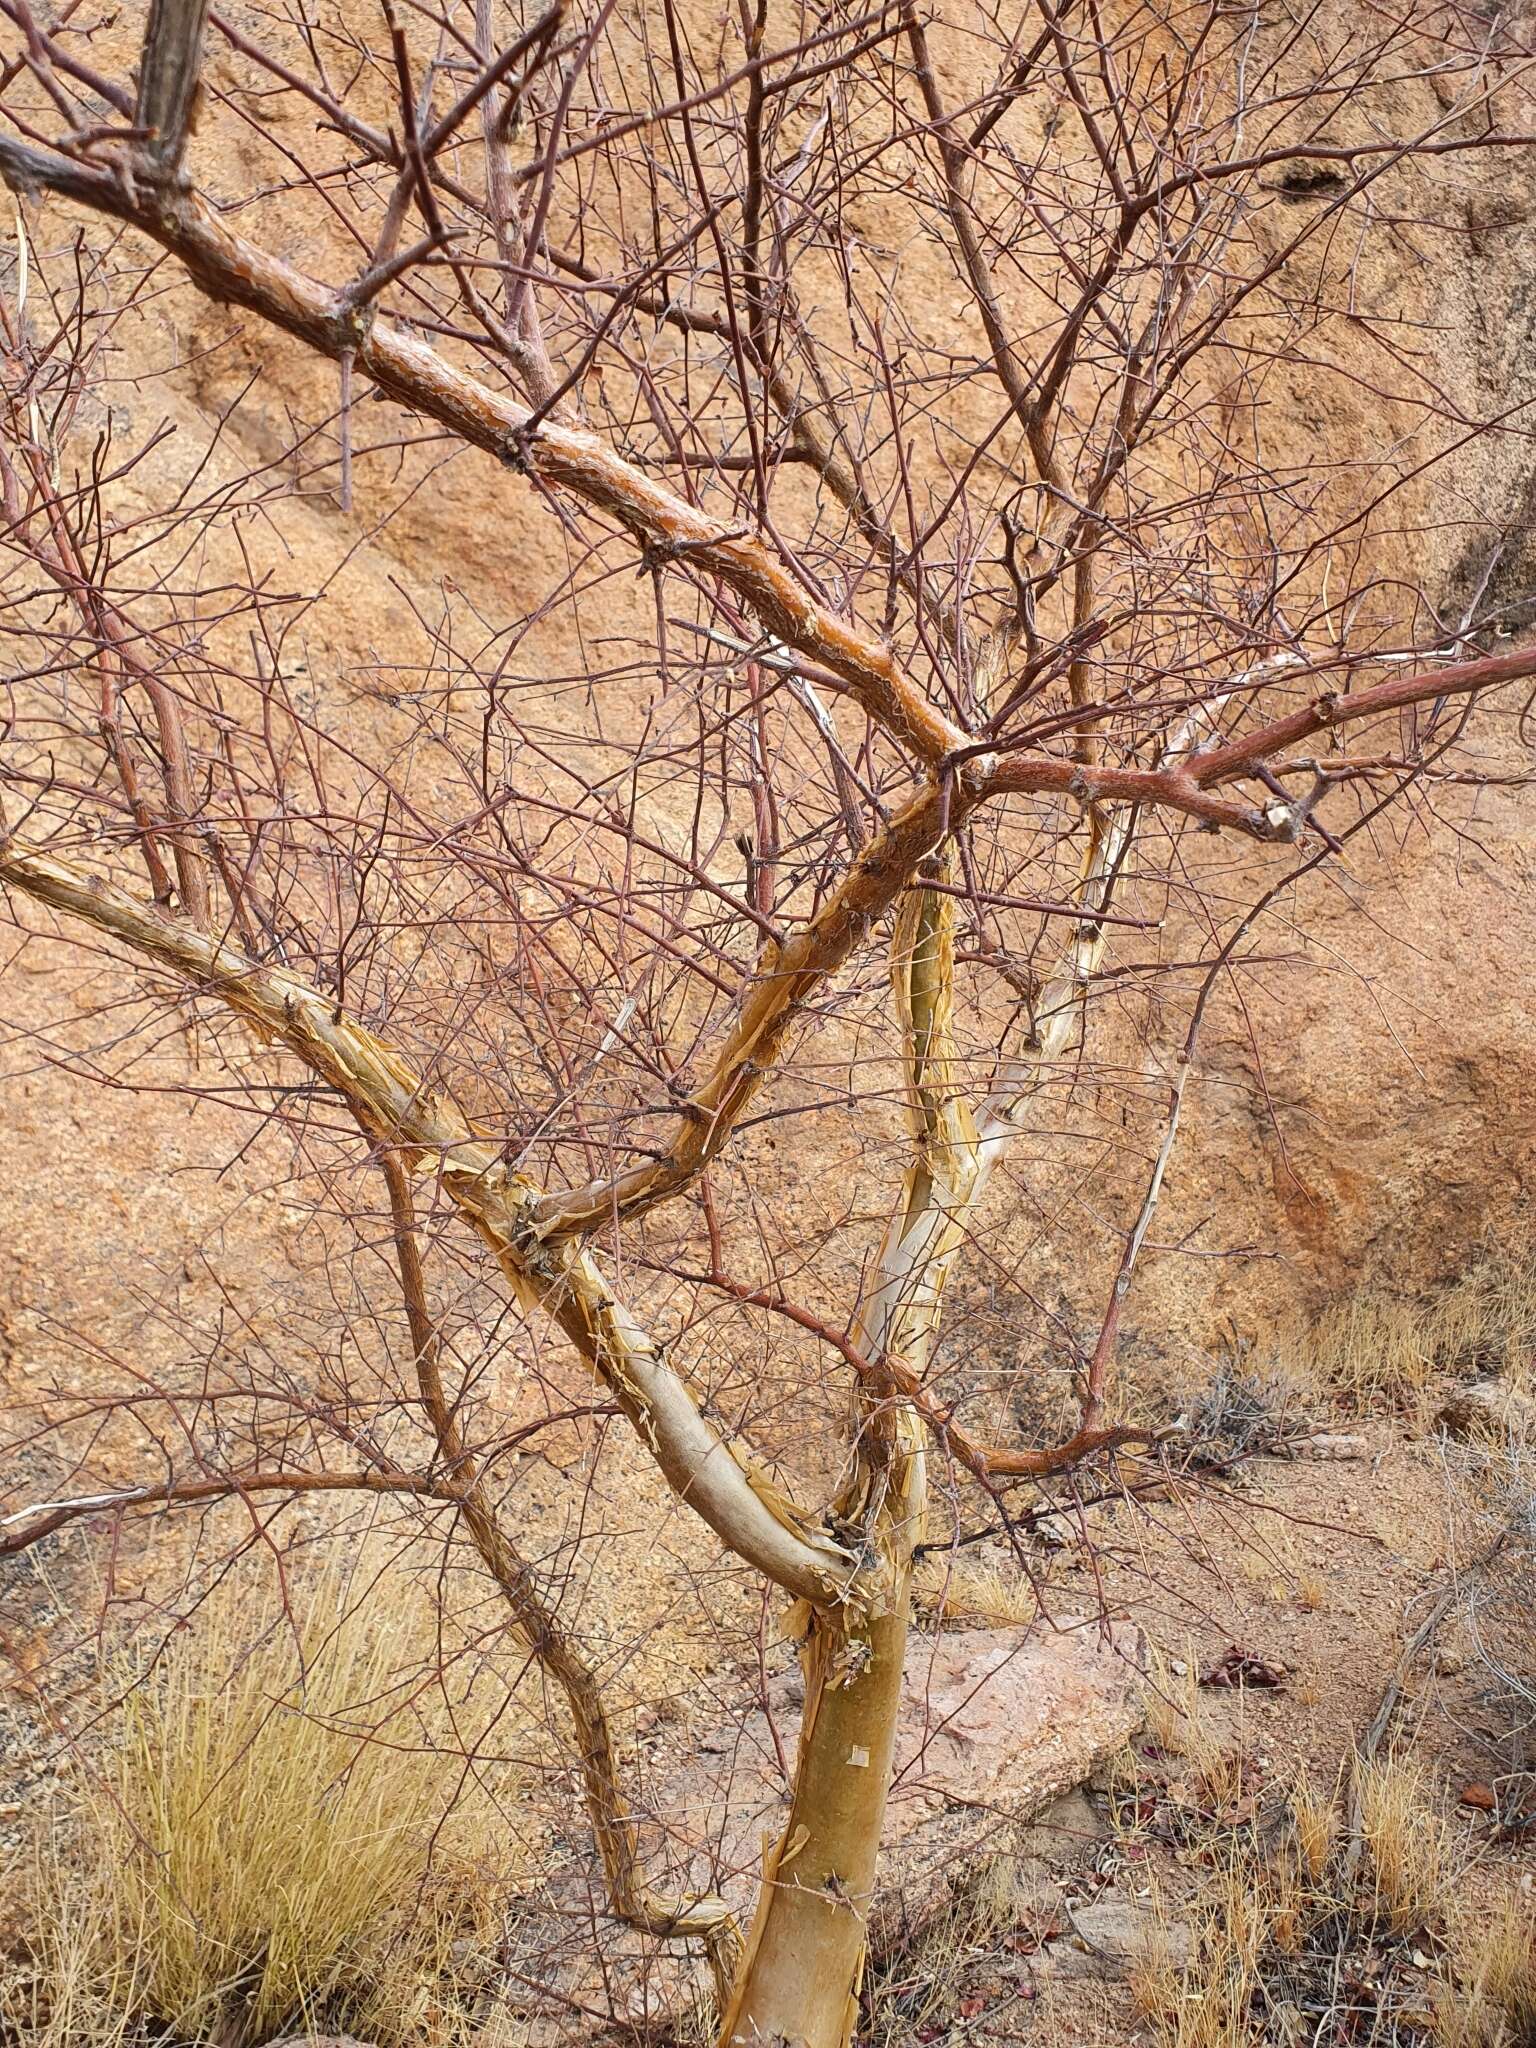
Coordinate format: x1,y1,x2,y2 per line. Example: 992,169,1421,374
1143,1642,1204,1756
1295,1569,1328,1613
2,1547,535,2048
1290,1773,1341,1885
1268,1245,1536,1418
1139,1767,1499,2048
1442,1431,1536,1738
1233,1528,1327,1611
1457,1894,1536,2045
1429,1254,1536,1390
0,1821,143,2048
1435,1893,1536,2047
1138,1844,1281,2048
1142,1642,1247,1811
1272,1289,1432,1416
912,1555,1036,1629
1355,1753,1455,1936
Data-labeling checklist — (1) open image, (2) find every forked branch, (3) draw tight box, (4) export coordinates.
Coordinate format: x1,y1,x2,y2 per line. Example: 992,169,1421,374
0,834,856,1604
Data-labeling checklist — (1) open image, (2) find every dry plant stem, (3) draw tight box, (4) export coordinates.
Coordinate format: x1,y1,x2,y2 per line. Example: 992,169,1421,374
0,833,855,1605
694,1269,1160,1485
838,813,1135,1466
0,1465,461,1554
535,652,1532,1238
0,819,1199,1593
534,779,959,1232
899,0,1103,768
1343,1533,1511,1885
378,1152,736,1949
0,428,213,926
2,140,1528,936
2,8,1535,2044
720,832,1130,2043
541,230,954,641
718,889,965,2045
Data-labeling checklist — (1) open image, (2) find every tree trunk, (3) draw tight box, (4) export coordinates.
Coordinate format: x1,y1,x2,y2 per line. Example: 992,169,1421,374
716,1417,924,2048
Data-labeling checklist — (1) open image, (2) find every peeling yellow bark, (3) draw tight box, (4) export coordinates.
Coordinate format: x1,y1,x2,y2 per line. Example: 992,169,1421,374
716,833,1137,2044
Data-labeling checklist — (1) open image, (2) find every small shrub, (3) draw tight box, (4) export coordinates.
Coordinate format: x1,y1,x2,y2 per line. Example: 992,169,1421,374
1175,1350,1302,1465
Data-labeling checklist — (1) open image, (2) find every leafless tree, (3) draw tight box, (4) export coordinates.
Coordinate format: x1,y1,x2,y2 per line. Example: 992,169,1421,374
0,0,1533,2037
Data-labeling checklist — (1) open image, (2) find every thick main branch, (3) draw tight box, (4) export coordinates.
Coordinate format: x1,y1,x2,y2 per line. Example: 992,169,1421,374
0,834,854,1603
0,137,966,770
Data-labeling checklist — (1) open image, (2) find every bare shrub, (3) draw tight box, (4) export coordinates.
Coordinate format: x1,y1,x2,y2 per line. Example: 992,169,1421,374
0,0,1531,2035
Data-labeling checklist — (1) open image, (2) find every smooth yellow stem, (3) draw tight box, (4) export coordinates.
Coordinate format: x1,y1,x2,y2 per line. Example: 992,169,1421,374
717,1585,916,2048
718,1397,924,2048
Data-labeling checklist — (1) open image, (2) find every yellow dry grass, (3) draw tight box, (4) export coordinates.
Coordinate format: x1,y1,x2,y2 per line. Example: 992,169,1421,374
2,1546,538,2048
1138,1766,1533,2048
1269,1244,1536,1417
1137,1769,1494,2048
1290,1770,1341,1885
1354,1752,1454,1936
1140,1641,1248,1812
912,1555,1036,1629
1436,1893,1536,2047
1273,1289,1434,1414
1134,1846,1277,2048
1234,1528,1327,1611
0,1822,143,2048
1429,1255,1536,1391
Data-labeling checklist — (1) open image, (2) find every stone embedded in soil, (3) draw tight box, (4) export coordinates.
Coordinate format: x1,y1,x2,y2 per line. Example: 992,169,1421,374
655,1620,1149,1888
1047,1891,1195,1977
496,1621,1145,2034
1288,1431,1369,1460
1436,1378,1536,1442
